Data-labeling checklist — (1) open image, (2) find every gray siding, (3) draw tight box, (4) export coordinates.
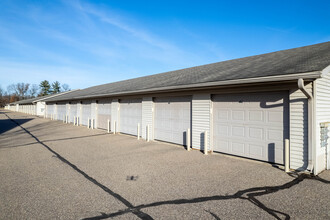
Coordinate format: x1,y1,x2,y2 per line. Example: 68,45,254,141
289,83,311,170
315,73,330,172
192,94,211,150
142,97,153,140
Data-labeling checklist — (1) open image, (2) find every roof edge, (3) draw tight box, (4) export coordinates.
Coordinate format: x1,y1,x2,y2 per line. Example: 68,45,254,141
321,65,330,77
51,71,321,101
32,89,79,103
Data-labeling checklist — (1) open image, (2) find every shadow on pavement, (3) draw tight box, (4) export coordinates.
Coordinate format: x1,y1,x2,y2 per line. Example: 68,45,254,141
3,111,330,220
84,172,329,220
0,117,33,135
1,133,110,149
3,112,153,220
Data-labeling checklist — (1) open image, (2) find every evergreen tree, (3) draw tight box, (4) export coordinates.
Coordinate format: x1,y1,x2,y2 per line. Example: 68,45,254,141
51,81,61,94
39,80,51,96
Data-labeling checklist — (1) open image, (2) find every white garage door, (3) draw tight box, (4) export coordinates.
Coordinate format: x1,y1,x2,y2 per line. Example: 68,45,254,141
97,99,111,130
119,99,142,136
57,104,66,121
69,103,77,123
81,101,92,126
154,96,191,145
46,104,54,117
212,91,289,164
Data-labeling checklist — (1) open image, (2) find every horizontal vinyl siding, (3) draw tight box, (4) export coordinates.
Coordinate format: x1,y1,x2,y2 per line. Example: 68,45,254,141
316,73,330,172
289,83,311,170
192,94,211,150
142,97,153,140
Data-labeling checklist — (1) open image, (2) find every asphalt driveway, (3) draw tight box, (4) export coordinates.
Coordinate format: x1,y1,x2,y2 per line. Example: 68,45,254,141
0,110,329,219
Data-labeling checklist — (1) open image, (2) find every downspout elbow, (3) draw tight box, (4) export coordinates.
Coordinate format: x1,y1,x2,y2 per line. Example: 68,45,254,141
298,78,313,99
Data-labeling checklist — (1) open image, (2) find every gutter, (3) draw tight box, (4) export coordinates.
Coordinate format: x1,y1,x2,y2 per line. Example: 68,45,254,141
297,78,315,174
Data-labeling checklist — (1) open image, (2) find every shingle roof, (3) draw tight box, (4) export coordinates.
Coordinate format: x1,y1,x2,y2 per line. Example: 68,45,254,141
46,41,330,102
10,90,79,105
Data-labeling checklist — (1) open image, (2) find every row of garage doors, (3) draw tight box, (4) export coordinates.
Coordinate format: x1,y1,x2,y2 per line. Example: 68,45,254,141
48,91,289,164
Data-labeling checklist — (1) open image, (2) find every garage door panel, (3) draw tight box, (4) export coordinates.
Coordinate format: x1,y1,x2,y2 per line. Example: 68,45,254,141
119,99,142,136
249,127,263,139
81,101,92,126
267,129,283,141
97,101,111,130
57,104,66,120
232,110,244,121
232,126,245,137
249,110,263,121
249,144,264,158
232,142,245,154
69,103,77,123
154,96,191,145
213,91,288,164
268,111,282,123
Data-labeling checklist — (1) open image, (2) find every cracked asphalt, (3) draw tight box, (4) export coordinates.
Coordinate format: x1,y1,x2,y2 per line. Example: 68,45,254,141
0,110,329,219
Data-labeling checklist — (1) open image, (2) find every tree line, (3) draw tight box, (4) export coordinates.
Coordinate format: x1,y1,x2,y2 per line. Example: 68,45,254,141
0,80,70,107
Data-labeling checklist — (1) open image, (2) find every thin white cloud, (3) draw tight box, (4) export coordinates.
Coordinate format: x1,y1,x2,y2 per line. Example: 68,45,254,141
65,0,184,52
0,0,228,90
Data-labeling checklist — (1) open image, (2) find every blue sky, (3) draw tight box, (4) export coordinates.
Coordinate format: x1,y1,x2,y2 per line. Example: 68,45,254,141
0,0,329,91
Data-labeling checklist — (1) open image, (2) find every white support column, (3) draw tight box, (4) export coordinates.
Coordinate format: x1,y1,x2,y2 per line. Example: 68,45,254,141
146,125,150,142
285,139,290,172
88,117,90,129
113,121,117,134
107,119,110,133
187,128,191,151
204,131,208,155
91,119,94,129
137,123,140,140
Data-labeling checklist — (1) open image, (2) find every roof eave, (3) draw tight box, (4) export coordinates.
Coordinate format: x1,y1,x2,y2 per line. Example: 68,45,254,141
32,89,79,103
321,65,330,77
61,71,320,101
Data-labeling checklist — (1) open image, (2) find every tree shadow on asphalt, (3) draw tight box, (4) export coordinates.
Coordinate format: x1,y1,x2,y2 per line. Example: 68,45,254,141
0,133,110,149
4,112,153,220
84,172,329,220
0,118,33,135
4,112,330,220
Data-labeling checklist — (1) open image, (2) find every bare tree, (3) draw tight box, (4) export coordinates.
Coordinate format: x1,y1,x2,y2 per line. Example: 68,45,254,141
28,84,39,98
62,83,71,91
16,83,30,98
7,84,18,95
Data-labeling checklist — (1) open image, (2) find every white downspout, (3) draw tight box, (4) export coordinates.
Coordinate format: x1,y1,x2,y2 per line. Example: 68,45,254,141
297,78,315,173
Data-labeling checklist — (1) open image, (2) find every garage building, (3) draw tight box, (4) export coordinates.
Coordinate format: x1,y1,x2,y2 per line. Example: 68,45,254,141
8,42,330,175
